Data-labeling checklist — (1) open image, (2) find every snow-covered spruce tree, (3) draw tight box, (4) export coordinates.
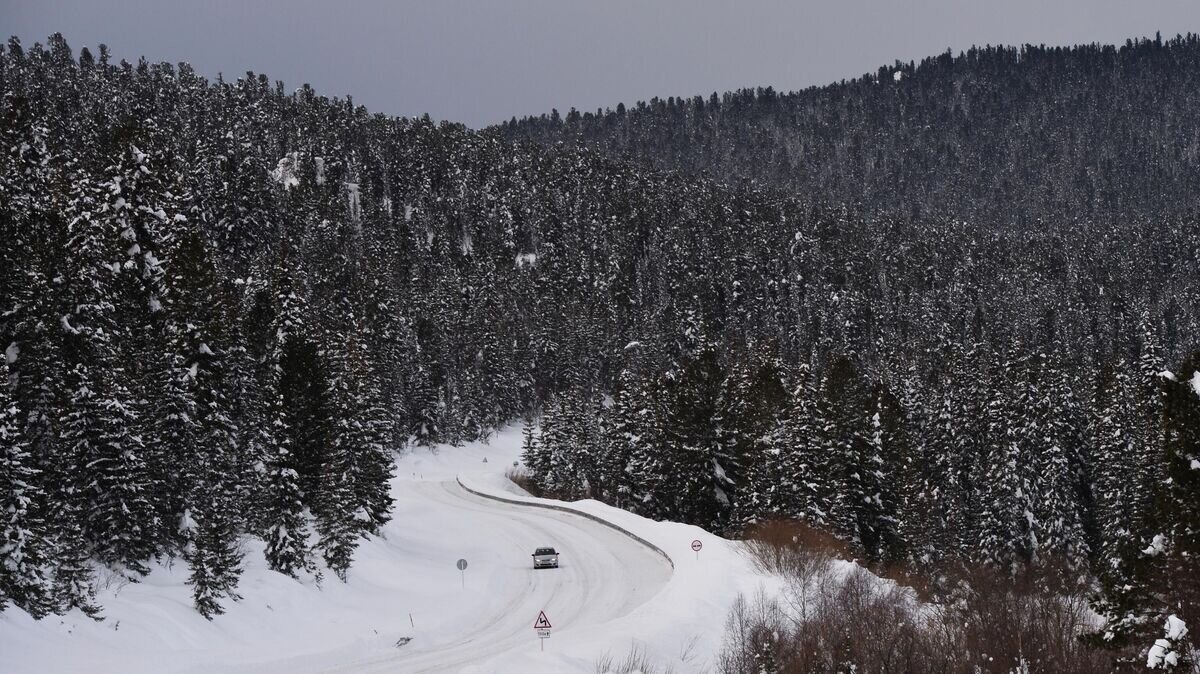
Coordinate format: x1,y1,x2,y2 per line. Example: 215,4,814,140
1150,353,1200,646
1096,315,1176,648
99,138,175,320
731,419,784,528
923,347,986,563
436,385,465,449
399,229,447,449
351,367,397,536
1133,318,1170,537
887,366,945,568
406,357,440,447
58,171,157,576
455,268,512,443
159,233,247,615
0,358,53,616
519,413,540,479
358,276,412,451
102,137,188,540
145,166,221,548
658,333,729,531
550,383,604,501
329,246,396,534
715,358,755,521
0,116,63,538
1,104,102,608
0,92,61,427
822,375,912,566
278,333,331,503
974,352,1036,571
768,361,826,526
149,232,215,554
1088,360,1157,652
184,487,244,620
815,355,870,549
539,391,579,497
149,339,199,554
522,396,556,492
619,357,670,519
211,128,276,276
603,348,655,510
224,317,270,536
315,316,396,580
717,349,788,530
260,388,313,578
869,379,915,566
1137,313,1167,459
259,267,315,579
59,361,156,576
313,375,361,582
49,507,101,619
1031,354,1090,574
586,389,609,500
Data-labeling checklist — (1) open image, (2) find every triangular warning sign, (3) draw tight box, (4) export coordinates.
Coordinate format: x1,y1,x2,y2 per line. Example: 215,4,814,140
533,610,552,629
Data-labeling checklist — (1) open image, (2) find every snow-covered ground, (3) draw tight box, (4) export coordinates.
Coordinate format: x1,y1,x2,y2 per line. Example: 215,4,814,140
2,426,777,673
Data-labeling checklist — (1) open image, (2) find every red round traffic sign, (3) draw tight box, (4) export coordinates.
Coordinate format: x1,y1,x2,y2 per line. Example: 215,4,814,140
691,539,703,552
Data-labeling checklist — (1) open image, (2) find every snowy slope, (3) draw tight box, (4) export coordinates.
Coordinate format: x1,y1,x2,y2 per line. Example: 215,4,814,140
2,426,774,673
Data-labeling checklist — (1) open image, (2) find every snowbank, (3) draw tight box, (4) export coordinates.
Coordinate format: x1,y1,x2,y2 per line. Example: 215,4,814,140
0,425,782,673
457,473,776,672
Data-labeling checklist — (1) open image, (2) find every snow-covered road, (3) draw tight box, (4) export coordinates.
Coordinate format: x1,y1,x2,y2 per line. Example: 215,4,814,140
3,427,772,673
331,479,672,673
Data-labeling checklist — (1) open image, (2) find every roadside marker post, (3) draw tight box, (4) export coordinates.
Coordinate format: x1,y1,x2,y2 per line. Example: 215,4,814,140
456,558,468,588
691,539,703,561
533,610,552,651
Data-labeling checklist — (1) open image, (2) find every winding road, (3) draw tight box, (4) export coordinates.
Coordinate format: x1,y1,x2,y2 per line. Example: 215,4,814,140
1,435,689,674
329,480,673,673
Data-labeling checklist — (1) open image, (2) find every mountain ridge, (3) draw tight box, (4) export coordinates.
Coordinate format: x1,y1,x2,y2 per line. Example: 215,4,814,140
498,34,1200,225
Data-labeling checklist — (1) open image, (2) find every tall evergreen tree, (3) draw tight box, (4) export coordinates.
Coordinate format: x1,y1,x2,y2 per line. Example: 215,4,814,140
259,267,315,578
1150,354,1200,643
657,318,729,530
604,350,655,509
184,486,244,619
717,349,788,528
1032,356,1091,572
1089,360,1157,651
0,358,52,615
974,354,1036,571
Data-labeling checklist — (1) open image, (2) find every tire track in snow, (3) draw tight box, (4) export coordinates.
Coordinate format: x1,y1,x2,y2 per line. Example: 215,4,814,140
327,480,672,673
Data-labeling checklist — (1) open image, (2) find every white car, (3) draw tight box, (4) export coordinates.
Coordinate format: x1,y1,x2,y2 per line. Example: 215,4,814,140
532,547,559,569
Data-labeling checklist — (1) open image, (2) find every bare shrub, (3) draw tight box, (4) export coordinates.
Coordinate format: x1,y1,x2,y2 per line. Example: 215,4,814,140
717,591,790,674
719,557,1118,674
933,565,1112,673
789,567,938,673
740,519,846,579
504,466,543,497
593,644,676,674
872,561,942,602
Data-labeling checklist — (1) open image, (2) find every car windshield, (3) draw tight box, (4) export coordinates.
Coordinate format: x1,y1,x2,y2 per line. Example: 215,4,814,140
535,548,555,555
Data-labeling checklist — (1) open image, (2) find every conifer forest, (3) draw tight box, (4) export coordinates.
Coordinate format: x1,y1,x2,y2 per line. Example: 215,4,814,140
1,31,1199,669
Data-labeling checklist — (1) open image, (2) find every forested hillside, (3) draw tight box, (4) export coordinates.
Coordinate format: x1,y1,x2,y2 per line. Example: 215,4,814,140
502,35,1200,225
505,35,1200,660
0,33,1197,663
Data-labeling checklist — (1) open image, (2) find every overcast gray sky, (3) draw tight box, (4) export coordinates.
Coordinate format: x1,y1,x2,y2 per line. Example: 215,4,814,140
4,1,1200,128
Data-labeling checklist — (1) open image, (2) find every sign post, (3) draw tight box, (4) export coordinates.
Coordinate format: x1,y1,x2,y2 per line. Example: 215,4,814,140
533,610,552,651
691,539,703,561
456,558,468,588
